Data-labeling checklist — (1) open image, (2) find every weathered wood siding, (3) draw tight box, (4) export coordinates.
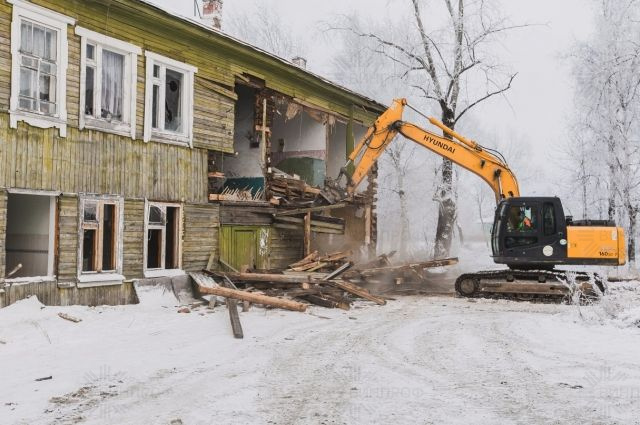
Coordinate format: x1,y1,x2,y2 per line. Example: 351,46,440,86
123,199,145,279
0,280,137,308
0,116,208,202
0,189,6,279
0,1,235,153
269,227,304,269
219,205,275,226
183,203,219,272
57,194,78,284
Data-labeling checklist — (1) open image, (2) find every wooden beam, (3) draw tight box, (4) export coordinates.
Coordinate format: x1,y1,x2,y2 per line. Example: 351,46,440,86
324,262,353,280
206,270,311,284
273,223,344,235
274,203,347,216
197,285,307,312
275,216,345,230
304,212,311,257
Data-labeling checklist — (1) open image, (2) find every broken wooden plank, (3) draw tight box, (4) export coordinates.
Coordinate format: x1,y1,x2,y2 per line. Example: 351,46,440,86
324,262,353,281
301,294,349,310
226,298,244,339
57,313,82,323
304,212,311,257
220,275,244,339
323,280,387,306
197,285,308,312
289,251,319,268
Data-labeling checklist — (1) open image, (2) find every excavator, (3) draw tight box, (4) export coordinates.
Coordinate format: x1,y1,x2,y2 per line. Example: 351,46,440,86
331,98,626,301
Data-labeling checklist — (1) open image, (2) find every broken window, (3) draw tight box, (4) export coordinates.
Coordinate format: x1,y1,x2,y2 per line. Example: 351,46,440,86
145,203,181,271
144,52,197,145
80,198,121,273
5,193,56,279
76,26,140,138
9,1,72,136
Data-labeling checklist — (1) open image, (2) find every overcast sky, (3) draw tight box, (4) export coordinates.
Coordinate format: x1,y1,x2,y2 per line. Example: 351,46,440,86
150,0,595,196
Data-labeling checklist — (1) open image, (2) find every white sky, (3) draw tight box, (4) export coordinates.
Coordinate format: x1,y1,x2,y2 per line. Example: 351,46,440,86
150,0,595,196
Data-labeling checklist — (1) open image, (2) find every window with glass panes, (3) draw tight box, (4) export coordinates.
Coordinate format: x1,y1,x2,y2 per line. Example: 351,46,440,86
81,199,119,273
146,203,181,271
18,19,58,115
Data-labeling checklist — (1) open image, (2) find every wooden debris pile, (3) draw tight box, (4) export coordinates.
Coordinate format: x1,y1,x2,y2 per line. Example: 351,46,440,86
286,250,352,272
190,252,458,338
268,172,322,206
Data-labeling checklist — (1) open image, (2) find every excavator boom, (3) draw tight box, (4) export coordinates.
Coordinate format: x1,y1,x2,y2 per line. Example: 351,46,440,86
345,99,520,202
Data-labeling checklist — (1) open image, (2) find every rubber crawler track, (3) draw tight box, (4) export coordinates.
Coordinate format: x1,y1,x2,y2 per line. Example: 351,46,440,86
455,269,605,303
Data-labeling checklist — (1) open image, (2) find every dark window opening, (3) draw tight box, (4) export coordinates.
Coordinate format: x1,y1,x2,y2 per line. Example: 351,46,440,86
83,229,96,272
147,228,162,269
102,204,116,271
165,207,178,269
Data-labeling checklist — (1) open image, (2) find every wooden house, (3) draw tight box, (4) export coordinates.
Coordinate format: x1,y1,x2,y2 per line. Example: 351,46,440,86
0,0,385,307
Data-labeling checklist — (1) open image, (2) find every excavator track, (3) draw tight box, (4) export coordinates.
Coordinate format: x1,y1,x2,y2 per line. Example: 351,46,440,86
455,269,605,303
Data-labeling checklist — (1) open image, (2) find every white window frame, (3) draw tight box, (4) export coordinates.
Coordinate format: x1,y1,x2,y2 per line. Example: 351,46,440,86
77,195,124,287
8,0,75,137
76,26,141,139
144,51,197,147
143,200,183,278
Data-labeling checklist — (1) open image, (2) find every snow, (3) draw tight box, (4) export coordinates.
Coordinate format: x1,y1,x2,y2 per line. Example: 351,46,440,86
1,285,639,424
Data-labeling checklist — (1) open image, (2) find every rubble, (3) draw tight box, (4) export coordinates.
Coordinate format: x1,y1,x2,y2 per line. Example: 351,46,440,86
188,251,458,339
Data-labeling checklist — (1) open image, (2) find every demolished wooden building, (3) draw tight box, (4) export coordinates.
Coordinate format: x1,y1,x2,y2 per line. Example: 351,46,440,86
0,0,386,307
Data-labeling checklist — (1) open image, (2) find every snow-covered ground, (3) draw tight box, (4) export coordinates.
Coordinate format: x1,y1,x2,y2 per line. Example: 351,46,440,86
1,280,639,425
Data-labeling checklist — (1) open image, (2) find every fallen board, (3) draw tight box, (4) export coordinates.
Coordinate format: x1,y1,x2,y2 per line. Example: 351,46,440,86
323,280,387,306
197,283,308,312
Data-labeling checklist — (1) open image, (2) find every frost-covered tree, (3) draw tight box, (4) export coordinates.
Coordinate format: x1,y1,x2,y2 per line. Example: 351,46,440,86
329,0,518,258
569,0,640,263
224,1,306,60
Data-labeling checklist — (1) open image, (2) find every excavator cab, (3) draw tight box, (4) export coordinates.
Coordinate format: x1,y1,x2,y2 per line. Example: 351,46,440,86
491,197,625,269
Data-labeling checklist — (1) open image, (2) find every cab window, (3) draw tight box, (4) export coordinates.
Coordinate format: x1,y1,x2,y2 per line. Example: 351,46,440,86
543,203,556,235
507,206,537,232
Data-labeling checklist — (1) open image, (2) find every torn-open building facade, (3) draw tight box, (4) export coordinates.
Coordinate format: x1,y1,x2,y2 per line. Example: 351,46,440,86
0,0,385,307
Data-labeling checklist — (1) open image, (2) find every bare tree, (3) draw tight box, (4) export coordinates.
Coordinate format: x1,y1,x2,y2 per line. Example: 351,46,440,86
569,0,640,263
330,0,519,258
225,1,306,60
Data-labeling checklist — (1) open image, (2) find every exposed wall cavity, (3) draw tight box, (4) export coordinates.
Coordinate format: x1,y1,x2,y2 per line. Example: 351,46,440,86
271,102,327,187
327,121,347,180
222,84,265,196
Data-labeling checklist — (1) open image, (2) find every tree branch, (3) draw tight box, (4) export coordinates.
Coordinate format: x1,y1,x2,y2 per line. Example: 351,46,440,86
454,73,517,124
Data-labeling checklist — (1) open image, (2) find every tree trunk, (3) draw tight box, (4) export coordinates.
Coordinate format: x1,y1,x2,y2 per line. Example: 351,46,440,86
627,205,637,264
433,111,457,259
398,172,409,258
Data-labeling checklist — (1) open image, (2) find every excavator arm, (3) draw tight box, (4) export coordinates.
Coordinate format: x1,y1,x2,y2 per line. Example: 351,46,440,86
343,99,520,202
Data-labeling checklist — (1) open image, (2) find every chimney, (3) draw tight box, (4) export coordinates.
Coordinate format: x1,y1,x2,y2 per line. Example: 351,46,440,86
202,0,223,30
291,56,307,69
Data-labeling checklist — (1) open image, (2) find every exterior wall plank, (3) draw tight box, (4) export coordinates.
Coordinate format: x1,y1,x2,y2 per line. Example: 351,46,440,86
122,199,144,279
183,203,219,272
0,115,208,203
0,189,6,279
57,194,78,284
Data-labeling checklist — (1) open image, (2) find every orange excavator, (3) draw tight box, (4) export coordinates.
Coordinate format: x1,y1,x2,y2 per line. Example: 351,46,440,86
332,99,626,300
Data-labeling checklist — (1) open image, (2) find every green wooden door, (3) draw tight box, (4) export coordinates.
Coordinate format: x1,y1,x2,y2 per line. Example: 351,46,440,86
220,226,270,271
